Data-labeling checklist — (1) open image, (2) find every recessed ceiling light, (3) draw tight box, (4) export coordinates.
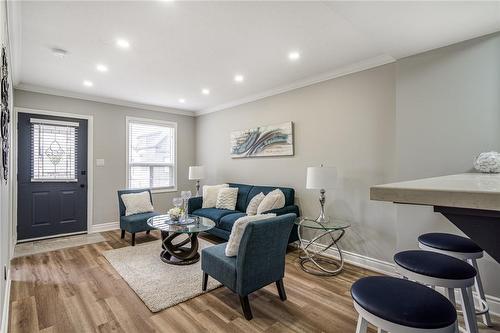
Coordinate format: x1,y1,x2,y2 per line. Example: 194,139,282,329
51,47,68,58
96,64,108,72
116,38,130,49
202,88,210,95
234,74,244,83
178,98,186,103
288,51,300,61
83,80,93,87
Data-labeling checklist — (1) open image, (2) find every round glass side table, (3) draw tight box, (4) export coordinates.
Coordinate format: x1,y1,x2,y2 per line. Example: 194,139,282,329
295,217,350,276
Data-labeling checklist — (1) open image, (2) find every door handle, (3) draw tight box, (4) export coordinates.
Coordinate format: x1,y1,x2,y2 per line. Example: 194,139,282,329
80,184,85,188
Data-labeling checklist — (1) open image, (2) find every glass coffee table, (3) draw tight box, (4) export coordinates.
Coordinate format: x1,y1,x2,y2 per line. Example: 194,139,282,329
147,214,215,265
295,217,350,276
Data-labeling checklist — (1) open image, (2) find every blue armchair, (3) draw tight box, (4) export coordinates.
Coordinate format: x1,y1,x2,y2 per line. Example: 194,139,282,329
117,188,160,246
201,213,296,320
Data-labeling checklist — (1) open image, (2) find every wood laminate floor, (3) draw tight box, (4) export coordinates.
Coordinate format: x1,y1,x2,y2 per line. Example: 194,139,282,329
8,230,500,333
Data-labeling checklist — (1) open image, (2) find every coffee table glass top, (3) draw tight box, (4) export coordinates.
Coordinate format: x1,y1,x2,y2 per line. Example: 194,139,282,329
147,215,215,234
295,217,350,230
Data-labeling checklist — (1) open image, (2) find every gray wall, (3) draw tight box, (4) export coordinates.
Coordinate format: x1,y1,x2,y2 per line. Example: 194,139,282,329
196,64,398,263
14,90,197,226
395,33,500,296
0,0,13,328
196,33,500,297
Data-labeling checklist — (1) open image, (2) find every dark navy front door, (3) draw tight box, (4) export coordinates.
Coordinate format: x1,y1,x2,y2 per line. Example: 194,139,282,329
17,113,88,241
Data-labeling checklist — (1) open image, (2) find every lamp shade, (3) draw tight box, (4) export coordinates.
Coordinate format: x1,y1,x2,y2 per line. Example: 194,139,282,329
188,166,204,180
306,166,337,189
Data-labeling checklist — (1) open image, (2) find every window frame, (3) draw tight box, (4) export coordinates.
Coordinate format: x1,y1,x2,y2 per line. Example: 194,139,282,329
125,116,178,193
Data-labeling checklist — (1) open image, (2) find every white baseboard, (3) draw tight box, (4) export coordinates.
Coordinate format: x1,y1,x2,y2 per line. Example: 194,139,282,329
299,240,500,316
89,221,120,233
1,268,11,333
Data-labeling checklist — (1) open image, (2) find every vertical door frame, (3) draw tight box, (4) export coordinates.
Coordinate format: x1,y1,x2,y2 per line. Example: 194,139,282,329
12,107,94,243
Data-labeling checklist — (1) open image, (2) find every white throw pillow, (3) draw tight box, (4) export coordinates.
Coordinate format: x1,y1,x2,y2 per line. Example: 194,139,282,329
225,214,276,257
216,187,239,210
246,192,265,216
202,184,229,208
257,189,286,214
121,191,154,216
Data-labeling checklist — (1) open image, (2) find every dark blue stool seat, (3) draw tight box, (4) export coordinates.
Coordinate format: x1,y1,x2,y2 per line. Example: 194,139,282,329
419,233,482,253
395,250,476,280
351,276,457,329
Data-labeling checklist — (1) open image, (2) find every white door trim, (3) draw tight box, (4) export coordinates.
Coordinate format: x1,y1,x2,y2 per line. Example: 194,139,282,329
13,107,94,243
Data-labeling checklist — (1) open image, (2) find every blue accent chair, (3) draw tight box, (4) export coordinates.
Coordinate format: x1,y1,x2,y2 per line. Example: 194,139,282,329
188,183,300,243
201,213,296,320
117,189,160,246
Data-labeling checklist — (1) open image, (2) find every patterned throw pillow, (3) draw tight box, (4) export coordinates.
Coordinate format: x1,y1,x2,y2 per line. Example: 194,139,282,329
225,214,276,257
215,187,239,210
121,191,154,216
257,189,286,214
246,192,265,216
202,184,229,208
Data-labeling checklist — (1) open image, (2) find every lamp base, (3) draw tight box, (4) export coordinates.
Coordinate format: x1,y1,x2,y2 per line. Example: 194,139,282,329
195,180,201,197
315,189,329,223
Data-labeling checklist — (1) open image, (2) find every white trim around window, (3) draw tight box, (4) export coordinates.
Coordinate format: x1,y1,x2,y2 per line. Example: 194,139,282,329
125,116,178,193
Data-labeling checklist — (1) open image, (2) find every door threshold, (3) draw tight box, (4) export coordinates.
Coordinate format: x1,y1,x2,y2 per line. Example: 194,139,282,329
17,231,88,244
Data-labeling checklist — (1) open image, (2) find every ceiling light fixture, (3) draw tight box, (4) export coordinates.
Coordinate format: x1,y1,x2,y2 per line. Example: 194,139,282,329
234,74,244,83
96,64,108,72
202,88,210,95
288,51,300,61
51,47,68,58
178,98,186,103
83,80,93,87
116,38,130,49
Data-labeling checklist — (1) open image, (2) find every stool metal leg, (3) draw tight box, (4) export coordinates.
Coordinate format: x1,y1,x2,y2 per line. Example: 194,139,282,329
459,287,479,333
446,288,456,307
468,258,492,327
355,315,368,333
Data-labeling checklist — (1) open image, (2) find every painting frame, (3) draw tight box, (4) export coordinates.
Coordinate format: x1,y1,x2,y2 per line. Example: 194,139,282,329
230,121,294,159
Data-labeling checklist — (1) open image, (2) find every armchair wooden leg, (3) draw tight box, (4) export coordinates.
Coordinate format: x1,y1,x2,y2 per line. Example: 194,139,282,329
239,295,253,320
146,230,150,235
120,230,125,239
202,273,208,291
276,279,287,301
131,233,136,246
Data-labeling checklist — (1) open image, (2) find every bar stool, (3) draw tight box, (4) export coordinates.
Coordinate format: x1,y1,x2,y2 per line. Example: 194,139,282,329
418,232,492,327
394,250,478,333
351,276,457,333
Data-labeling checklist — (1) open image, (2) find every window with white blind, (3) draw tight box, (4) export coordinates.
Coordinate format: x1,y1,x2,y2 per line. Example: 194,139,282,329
126,117,177,191
31,118,79,182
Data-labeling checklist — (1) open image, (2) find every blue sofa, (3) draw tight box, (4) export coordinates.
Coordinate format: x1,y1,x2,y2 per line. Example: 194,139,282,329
188,183,299,243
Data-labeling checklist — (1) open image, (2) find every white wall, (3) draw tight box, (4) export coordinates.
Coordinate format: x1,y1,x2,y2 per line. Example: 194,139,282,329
196,64,398,262
395,33,500,296
14,90,197,228
0,0,14,329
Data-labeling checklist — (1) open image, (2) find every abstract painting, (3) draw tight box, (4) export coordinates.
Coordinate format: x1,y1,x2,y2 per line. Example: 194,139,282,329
230,122,293,158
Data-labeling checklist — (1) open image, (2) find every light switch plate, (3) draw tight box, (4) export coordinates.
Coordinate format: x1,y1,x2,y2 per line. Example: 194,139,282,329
96,159,105,167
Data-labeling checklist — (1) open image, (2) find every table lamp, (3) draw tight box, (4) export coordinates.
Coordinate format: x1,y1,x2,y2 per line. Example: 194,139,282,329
189,166,205,196
306,165,337,223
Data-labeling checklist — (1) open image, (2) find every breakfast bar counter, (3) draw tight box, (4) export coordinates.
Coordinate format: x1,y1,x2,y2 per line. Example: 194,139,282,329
370,173,500,262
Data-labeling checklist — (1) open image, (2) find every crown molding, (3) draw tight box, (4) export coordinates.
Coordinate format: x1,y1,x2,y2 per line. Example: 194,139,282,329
15,83,196,117
195,54,395,116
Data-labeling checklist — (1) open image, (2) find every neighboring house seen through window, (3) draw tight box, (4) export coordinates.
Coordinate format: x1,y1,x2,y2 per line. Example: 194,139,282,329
126,117,176,191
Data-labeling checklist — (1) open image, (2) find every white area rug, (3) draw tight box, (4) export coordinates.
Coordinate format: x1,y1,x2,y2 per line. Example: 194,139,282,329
103,239,222,312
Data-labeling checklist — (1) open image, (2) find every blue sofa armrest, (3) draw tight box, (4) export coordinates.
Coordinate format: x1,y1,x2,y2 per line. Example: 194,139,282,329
263,205,300,217
188,196,203,214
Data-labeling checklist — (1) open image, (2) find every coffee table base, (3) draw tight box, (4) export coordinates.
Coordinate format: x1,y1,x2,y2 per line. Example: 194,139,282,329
160,231,200,265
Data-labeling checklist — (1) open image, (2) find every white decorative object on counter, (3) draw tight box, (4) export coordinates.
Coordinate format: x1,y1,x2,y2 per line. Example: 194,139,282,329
474,151,500,173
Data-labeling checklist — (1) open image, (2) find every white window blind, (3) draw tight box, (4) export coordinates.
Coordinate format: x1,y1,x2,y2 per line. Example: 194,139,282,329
127,119,176,190
31,118,79,182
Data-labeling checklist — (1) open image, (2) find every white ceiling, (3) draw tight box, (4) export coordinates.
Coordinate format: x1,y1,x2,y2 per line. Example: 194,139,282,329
9,1,500,115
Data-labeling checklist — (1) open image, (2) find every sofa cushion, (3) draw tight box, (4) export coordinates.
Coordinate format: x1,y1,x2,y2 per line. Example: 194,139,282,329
219,212,246,231
201,243,237,291
246,186,294,208
120,211,160,233
228,183,253,212
192,208,239,223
